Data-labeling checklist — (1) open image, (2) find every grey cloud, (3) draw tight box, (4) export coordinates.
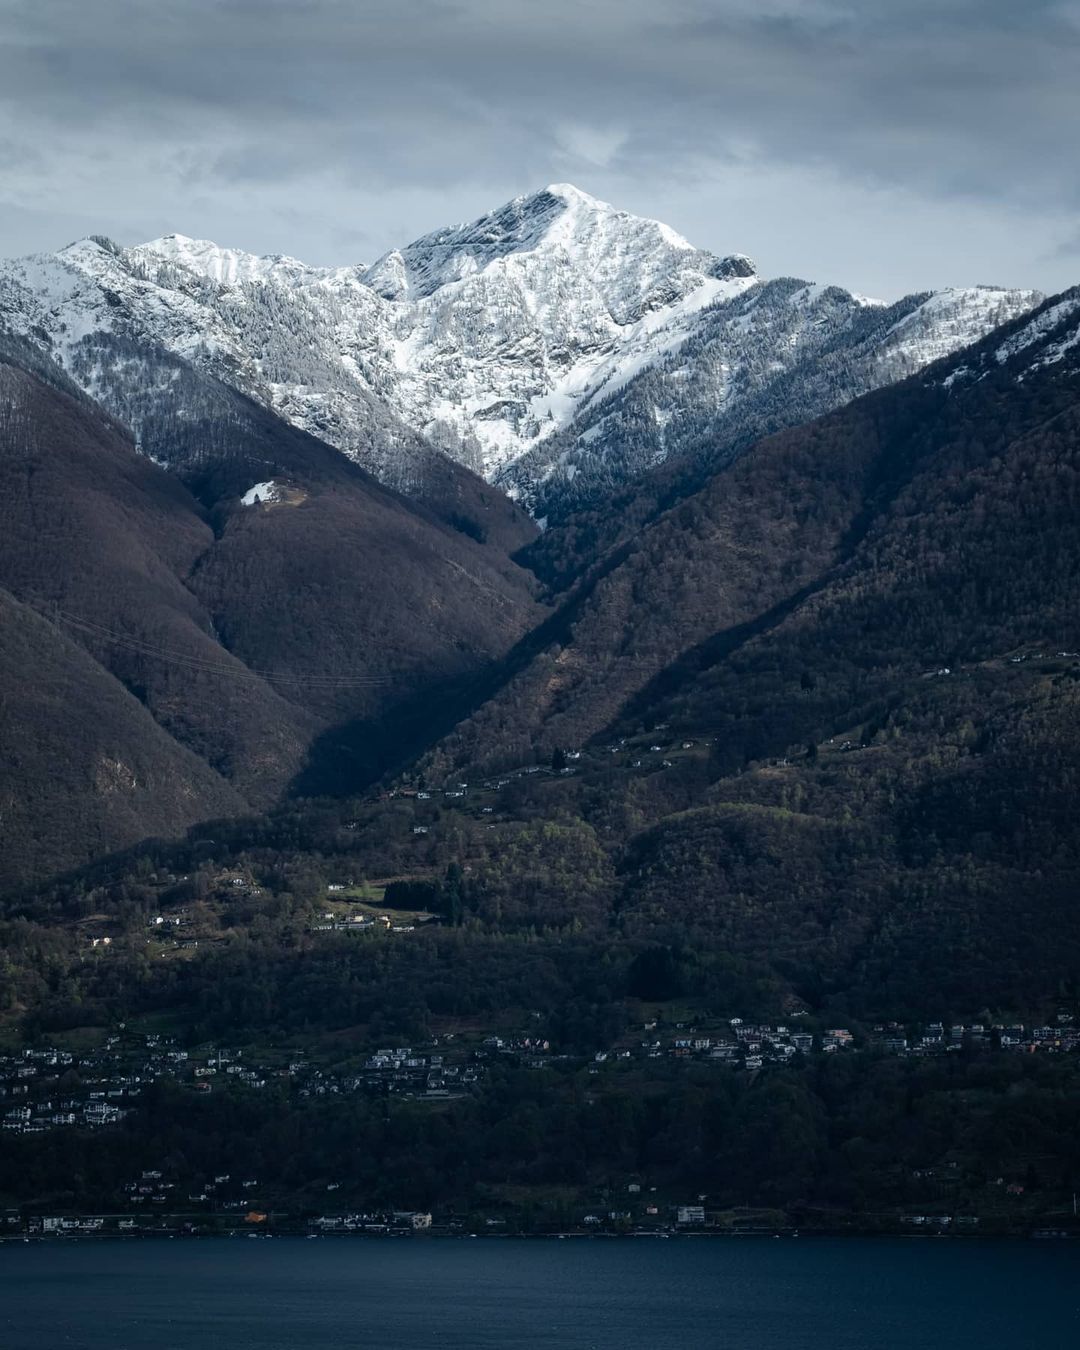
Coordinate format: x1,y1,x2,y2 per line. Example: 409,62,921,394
1049,228,1080,259
0,1,1076,295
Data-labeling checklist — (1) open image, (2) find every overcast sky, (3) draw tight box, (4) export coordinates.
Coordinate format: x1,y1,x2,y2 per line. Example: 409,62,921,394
0,0,1077,298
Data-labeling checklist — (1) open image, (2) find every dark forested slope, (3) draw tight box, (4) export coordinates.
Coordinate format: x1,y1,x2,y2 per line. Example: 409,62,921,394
0,586,245,889
0,338,543,888
393,288,1080,1014
3,278,1079,1234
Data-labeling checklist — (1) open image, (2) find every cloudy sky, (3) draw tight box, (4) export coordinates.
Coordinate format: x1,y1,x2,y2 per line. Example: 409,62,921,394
0,0,1077,298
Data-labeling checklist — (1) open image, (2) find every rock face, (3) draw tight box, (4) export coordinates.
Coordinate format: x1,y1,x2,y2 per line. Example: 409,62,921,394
0,184,1042,520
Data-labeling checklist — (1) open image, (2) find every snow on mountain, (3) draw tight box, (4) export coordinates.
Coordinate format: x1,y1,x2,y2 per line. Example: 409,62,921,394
0,185,759,488
351,184,757,477
991,291,1080,373
363,184,753,315
142,233,335,289
936,287,1080,390
0,184,1045,519
0,231,434,493
500,276,1042,517
240,479,284,506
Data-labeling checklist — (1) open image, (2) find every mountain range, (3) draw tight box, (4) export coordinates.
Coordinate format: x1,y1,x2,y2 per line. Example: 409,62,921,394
403,282,1080,1016
0,184,1074,901
423,284,1080,770
0,185,1039,523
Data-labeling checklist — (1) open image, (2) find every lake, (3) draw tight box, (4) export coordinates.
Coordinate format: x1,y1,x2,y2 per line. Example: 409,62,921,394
1,1237,1077,1348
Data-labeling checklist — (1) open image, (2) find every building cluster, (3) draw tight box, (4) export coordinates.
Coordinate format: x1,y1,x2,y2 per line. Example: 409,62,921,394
610,1019,854,1070
3,1011,1077,1141
868,1016,1078,1056
0,1026,567,1137
310,912,416,934
309,1211,432,1233
303,1036,553,1101
608,1013,1080,1070
0,1046,132,1134
900,1214,981,1229
0,1036,282,1135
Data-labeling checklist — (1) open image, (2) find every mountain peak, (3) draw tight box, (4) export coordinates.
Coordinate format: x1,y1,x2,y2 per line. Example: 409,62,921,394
57,234,126,264
1,187,1039,525
539,181,603,203
527,182,626,224
363,183,753,308
536,182,693,249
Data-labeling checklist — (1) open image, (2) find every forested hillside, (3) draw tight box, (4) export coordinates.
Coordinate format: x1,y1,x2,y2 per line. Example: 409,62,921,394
503,277,1036,521
0,587,244,887
4,288,1078,998
0,337,542,889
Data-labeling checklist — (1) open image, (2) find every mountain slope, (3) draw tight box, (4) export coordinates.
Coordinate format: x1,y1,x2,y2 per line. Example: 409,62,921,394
387,287,1080,1014
507,277,1037,524
634,287,1080,758
0,339,319,802
421,288,1080,782
0,586,246,893
0,337,544,885
140,184,756,482
0,237,536,550
3,289,1080,1030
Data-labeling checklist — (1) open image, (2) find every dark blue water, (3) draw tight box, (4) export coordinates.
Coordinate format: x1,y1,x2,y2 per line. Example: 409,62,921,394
0,1237,1077,1348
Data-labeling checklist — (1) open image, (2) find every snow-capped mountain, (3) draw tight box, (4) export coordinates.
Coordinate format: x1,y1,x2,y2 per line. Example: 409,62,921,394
0,184,1043,519
124,183,756,483
503,277,1043,517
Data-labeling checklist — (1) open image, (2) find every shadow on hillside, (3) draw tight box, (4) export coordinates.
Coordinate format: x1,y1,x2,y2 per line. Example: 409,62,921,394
287,534,643,798
286,671,488,799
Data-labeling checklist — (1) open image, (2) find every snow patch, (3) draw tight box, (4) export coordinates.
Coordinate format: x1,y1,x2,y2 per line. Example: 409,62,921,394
993,296,1080,367
240,480,283,506
941,365,971,390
